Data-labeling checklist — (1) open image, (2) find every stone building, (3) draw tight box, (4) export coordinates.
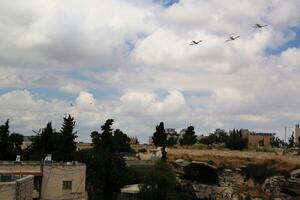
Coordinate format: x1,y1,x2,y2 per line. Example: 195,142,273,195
0,175,34,200
0,161,87,200
240,129,274,149
76,142,93,151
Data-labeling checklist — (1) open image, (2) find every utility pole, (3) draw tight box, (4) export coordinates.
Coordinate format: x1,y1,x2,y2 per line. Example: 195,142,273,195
285,127,287,144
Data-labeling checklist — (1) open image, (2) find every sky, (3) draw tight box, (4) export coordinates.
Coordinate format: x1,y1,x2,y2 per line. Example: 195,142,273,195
1,0,300,142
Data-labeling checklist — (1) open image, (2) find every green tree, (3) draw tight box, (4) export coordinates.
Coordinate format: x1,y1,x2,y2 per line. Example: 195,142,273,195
225,129,248,150
9,133,24,158
166,137,178,147
100,119,114,150
139,161,178,200
179,126,197,146
28,122,60,160
0,119,11,160
59,115,77,161
152,122,167,161
86,119,129,200
0,120,24,160
113,129,131,153
152,122,167,147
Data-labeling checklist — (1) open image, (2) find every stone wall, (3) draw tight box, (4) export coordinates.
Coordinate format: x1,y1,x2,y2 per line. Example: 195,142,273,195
248,134,272,149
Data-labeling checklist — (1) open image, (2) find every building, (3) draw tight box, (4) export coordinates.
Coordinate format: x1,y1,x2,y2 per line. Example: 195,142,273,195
76,142,93,151
0,175,34,200
0,161,87,200
21,136,35,150
240,129,274,149
129,137,139,145
295,124,300,145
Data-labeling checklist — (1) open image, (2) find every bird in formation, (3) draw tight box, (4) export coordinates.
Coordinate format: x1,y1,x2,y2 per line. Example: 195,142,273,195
226,36,240,42
190,40,203,45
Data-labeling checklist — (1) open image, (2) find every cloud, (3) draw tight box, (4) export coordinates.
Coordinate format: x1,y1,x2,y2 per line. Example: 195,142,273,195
1,0,300,141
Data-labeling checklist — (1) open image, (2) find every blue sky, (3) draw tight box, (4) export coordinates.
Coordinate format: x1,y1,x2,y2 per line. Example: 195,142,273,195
0,0,300,142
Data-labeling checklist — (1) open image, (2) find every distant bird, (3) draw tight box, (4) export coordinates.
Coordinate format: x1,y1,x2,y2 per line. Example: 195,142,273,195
70,103,73,107
253,23,268,28
226,36,240,42
190,40,203,45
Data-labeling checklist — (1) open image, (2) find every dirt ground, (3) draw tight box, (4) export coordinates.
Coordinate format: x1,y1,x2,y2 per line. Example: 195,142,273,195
167,148,300,171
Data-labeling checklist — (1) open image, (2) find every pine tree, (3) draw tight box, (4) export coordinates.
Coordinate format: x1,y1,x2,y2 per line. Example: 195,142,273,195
59,115,77,161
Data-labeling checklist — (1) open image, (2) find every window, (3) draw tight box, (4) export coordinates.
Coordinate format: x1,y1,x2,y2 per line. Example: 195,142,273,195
62,181,72,190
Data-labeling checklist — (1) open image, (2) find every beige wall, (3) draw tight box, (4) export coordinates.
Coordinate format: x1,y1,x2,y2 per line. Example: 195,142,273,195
248,134,272,149
0,161,41,175
41,164,86,200
0,175,34,200
0,182,16,200
76,143,93,151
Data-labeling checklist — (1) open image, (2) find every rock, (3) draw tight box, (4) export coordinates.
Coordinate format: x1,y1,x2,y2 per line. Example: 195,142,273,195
262,176,287,193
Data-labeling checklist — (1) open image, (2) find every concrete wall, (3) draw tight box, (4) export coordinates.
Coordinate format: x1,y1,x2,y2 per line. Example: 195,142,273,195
41,164,86,200
0,175,34,200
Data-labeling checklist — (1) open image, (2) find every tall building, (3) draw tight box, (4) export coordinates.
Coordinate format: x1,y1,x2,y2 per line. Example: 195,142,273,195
295,124,300,145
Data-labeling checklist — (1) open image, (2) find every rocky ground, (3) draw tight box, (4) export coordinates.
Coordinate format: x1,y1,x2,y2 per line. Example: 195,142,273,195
168,149,300,200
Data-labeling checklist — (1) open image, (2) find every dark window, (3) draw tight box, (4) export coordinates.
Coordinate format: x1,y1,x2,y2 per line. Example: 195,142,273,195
62,181,72,190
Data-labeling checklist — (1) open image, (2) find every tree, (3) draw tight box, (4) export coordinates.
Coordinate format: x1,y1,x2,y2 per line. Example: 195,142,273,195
225,129,248,150
0,120,24,160
113,129,131,153
88,149,127,200
86,119,129,200
9,133,24,157
179,126,197,146
152,122,167,161
139,161,178,200
288,132,295,148
59,115,77,161
166,137,178,147
152,122,167,147
100,119,114,150
0,119,11,160
28,122,60,160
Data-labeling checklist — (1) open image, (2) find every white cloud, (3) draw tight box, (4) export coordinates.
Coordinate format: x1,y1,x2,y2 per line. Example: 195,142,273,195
1,0,300,141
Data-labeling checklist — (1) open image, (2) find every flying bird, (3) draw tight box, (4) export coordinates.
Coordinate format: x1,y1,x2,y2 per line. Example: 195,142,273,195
226,36,240,42
253,23,268,28
190,40,203,45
